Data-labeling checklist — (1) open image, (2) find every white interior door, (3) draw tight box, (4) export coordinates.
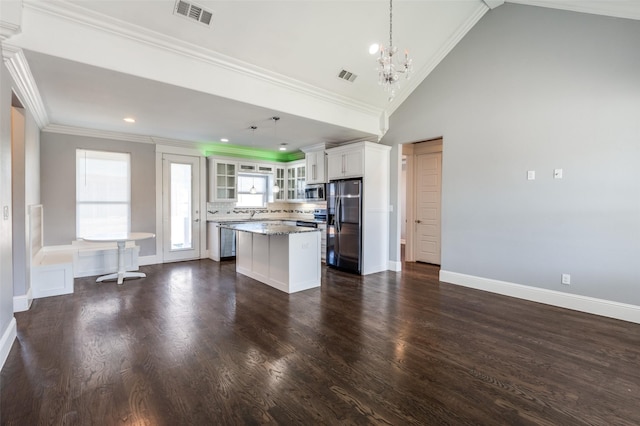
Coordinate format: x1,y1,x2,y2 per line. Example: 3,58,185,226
162,154,201,262
415,152,441,264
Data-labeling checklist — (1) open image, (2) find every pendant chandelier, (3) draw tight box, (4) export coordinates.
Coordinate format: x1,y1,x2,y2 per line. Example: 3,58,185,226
271,117,281,194
249,125,257,194
376,0,412,100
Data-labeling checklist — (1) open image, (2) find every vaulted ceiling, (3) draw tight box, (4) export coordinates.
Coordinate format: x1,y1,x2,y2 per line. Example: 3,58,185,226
3,0,640,152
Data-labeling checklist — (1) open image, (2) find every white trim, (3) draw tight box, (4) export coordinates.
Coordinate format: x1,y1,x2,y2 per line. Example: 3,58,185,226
13,287,33,313
387,2,489,115
0,318,17,371
1,45,49,128
388,260,402,272
43,124,154,144
508,0,640,21
440,270,640,325
483,0,505,10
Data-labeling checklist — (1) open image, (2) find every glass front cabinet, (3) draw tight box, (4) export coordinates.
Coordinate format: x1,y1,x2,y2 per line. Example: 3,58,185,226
212,159,237,201
286,160,306,202
274,166,286,201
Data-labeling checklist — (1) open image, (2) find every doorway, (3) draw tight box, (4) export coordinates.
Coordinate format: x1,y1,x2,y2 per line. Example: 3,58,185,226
162,154,201,262
403,139,443,265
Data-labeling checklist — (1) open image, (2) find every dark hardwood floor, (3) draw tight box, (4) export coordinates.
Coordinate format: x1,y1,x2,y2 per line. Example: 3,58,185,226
2,259,640,425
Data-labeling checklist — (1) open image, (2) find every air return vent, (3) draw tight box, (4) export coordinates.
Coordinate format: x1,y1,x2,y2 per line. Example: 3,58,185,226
174,0,213,26
337,69,357,83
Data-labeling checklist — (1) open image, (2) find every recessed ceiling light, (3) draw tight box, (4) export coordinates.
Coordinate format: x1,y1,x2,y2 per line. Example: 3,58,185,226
123,117,135,123
279,143,287,151
369,43,379,55
220,138,229,142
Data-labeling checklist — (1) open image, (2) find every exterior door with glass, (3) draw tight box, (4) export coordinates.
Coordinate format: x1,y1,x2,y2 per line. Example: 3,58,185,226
162,154,201,262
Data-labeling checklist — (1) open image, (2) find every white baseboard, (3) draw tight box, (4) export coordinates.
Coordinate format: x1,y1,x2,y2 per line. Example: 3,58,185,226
440,270,640,325
13,287,33,312
1,317,17,371
139,255,160,266
388,260,402,272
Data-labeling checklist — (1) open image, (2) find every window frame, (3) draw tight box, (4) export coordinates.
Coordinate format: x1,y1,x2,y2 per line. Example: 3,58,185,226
76,149,131,238
236,173,269,208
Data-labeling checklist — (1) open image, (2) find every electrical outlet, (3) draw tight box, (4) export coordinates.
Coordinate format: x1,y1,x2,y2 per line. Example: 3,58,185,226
561,274,571,285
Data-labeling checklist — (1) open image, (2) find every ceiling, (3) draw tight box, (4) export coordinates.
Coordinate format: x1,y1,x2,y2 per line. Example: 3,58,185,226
4,0,640,153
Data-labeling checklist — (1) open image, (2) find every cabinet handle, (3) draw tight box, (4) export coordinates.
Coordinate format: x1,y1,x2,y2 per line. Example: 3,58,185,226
415,219,422,224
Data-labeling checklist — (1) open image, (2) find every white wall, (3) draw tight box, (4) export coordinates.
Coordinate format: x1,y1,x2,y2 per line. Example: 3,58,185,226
1,48,17,369
11,104,40,302
383,4,640,307
11,107,26,297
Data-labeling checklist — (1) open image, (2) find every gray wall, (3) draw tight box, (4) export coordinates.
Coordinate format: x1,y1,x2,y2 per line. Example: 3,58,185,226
40,133,156,256
383,4,640,305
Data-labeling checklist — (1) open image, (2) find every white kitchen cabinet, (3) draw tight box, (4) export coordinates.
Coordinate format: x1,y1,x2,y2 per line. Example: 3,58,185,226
207,222,220,261
326,141,391,275
286,160,306,202
234,226,321,293
305,150,326,184
274,166,286,201
238,162,257,172
209,158,237,201
326,146,364,180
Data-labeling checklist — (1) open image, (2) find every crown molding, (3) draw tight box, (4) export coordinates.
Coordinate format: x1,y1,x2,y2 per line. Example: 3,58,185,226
43,123,156,144
483,0,505,10
386,2,490,116
22,0,382,119
2,44,49,128
42,124,305,160
507,0,640,21
0,0,22,41
0,21,21,41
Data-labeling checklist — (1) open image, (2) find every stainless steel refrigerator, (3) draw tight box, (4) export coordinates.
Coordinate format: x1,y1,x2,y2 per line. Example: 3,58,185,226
326,178,362,274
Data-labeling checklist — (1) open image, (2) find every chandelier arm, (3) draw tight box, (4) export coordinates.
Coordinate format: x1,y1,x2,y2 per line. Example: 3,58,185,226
389,0,393,48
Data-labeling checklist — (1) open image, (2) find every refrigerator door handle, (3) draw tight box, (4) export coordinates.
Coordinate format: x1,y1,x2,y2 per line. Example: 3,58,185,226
335,187,341,234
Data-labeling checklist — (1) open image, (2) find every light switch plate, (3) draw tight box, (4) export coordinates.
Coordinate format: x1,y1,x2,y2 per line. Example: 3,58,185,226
554,169,563,179
527,170,535,180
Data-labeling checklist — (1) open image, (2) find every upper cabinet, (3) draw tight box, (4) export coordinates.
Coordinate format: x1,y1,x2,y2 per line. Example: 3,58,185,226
326,145,364,180
274,166,286,201
286,160,306,202
209,158,237,201
238,162,275,174
305,150,326,184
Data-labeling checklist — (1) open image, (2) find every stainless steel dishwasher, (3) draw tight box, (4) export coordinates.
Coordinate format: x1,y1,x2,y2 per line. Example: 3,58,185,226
220,227,236,259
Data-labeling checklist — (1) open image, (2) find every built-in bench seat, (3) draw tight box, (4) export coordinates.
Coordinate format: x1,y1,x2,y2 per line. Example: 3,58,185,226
31,246,75,298
29,205,75,298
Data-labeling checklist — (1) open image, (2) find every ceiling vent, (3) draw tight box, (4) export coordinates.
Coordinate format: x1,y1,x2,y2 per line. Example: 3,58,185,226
174,0,213,26
337,69,357,83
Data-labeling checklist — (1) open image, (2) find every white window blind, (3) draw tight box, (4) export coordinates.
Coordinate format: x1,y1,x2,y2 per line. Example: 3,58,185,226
76,149,131,238
236,174,268,208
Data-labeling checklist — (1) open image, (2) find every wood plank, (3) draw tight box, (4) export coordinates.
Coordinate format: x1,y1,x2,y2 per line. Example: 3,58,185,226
2,260,640,424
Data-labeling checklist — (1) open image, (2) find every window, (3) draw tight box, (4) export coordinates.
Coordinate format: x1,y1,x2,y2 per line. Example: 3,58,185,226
236,173,268,207
76,149,131,238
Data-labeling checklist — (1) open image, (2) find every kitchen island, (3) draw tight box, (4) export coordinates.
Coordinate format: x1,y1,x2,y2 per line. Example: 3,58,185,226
218,222,321,294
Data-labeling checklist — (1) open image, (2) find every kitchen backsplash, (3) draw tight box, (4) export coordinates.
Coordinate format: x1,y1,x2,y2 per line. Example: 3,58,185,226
206,201,326,222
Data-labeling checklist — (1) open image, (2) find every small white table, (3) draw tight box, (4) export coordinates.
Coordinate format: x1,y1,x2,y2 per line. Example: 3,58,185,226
83,232,155,285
